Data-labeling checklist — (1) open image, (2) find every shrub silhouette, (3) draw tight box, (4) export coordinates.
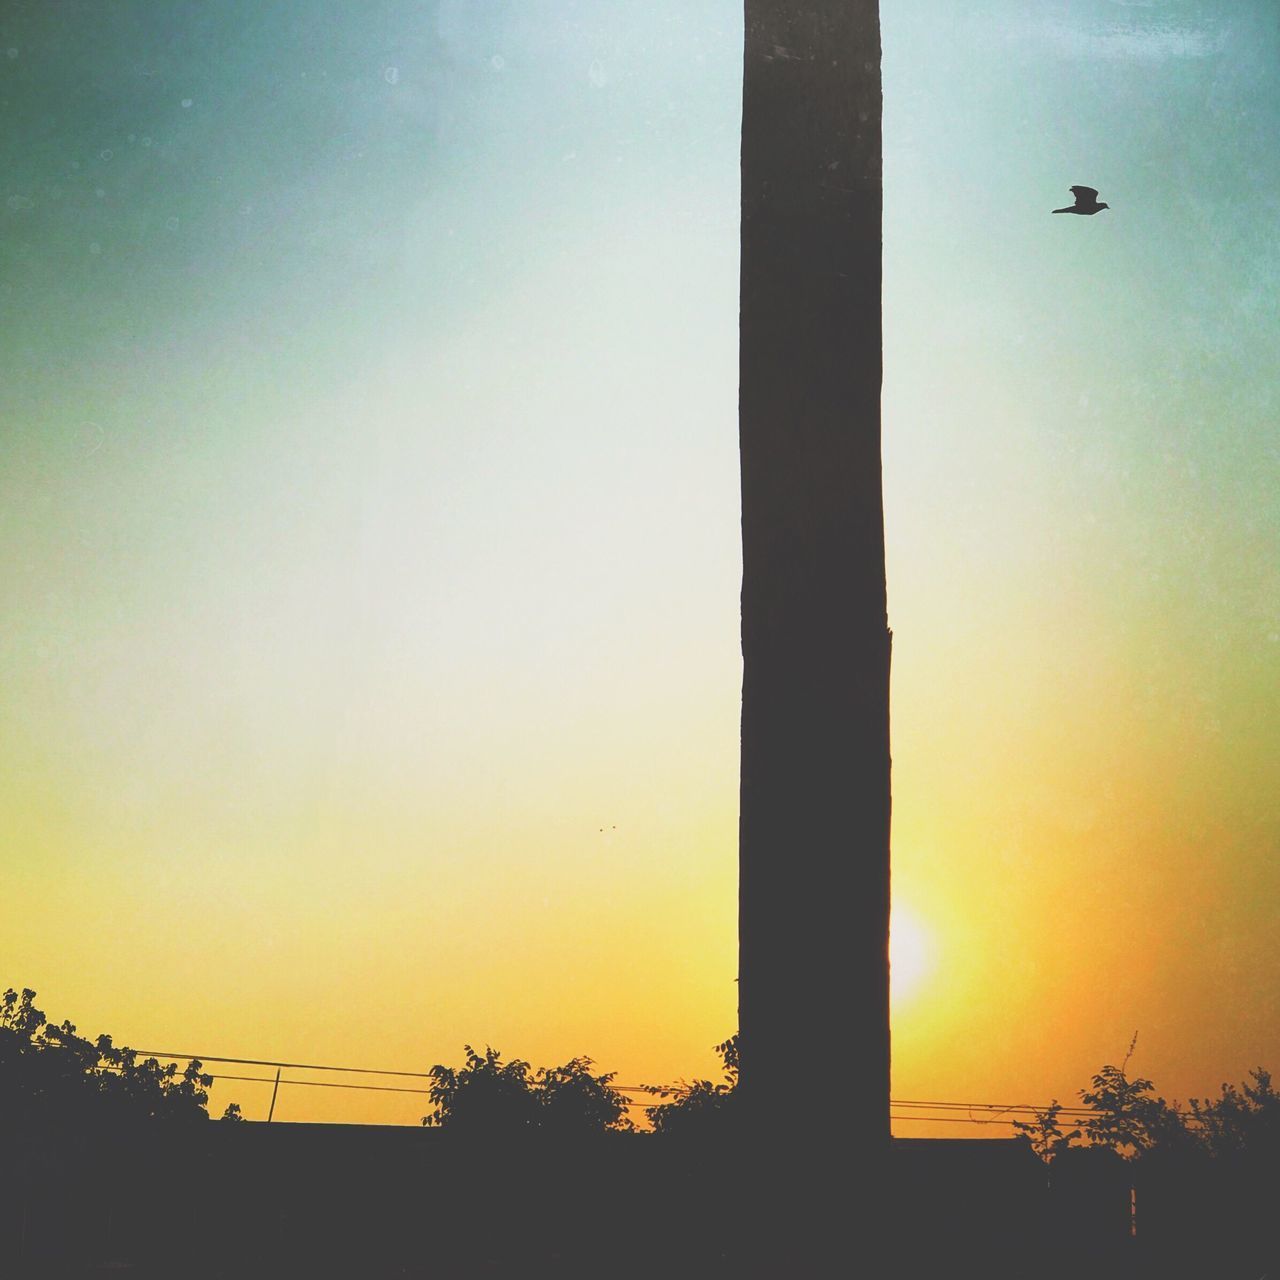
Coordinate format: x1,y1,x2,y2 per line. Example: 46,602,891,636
1078,1058,1188,1158
1189,1068,1280,1160
1012,1100,1082,1163
643,1034,738,1136
422,1044,633,1134
1016,1035,1280,1168
0,986,232,1129
537,1055,633,1136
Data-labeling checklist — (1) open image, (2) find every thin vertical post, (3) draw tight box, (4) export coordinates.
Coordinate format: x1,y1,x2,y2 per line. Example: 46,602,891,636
267,1067,282,1122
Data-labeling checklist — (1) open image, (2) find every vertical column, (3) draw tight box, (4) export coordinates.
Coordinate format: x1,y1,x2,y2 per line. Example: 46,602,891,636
738,0,889,1266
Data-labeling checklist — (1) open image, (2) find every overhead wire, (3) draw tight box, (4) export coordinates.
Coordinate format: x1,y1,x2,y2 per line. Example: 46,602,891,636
66,1044,1209,1125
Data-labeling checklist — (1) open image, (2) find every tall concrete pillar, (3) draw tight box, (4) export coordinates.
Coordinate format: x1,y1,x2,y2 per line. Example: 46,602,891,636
738,0,890,1265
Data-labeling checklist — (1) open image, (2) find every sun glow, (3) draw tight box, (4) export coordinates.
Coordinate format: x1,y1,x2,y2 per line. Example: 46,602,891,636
890,905,933,1006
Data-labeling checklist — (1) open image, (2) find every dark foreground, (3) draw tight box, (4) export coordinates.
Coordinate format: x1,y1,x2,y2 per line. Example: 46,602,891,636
4,1125,1276,1278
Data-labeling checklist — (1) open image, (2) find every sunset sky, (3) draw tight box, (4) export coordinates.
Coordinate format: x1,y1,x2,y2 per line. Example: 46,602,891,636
3,1,1278,1130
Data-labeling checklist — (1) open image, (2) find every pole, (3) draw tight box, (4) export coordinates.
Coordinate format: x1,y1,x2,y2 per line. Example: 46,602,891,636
738,0,890,1269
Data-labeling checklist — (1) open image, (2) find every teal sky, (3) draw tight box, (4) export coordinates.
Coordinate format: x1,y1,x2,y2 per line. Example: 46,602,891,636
3,2,1278,1124
883,0,1280,1113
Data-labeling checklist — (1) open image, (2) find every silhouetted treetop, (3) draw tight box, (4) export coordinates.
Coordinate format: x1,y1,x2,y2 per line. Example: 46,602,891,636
643,1034,738,1137
1189,1068,1280,1161
1012,1101,1081,1163
1015,1035,1280,1170
422,1045,633,1135
1,987,238,1129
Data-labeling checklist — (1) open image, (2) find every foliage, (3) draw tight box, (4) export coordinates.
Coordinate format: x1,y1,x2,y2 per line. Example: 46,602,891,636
536,1056,632,1136
643,1034,738,1136
1,987,225,1129
422,1045,633,1135
1079,1062,1180,1157
1011,1100,1081,1164
1015,1037,1280,1167
423,1045,538,1133
1188,1068,1280,1159
1077,1037,1190,1159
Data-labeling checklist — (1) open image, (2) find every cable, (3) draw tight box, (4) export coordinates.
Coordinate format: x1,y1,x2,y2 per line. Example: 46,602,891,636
891,1114,1027,1126
63,1044,1208,1124
213,1073,430,1095
209,1073,672,1103
127,1048,669,1094
129,1050,433,1080
893,1099,1094,1114
90,1063,677,1105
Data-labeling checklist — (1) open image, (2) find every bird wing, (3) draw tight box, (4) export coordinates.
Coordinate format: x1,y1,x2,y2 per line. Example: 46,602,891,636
1070,185,1099,203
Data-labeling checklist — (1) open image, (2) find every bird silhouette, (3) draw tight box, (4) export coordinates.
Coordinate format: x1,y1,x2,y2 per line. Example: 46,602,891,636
1053,185,1109,215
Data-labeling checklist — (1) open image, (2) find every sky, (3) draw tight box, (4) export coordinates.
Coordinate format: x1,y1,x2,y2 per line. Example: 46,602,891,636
2,1,1278,1130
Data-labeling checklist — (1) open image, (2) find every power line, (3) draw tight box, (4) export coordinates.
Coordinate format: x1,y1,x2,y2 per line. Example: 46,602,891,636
892,1114,1030,1127
212,1073,431,1096
209,1073,673,1105
127,1049,668,1094
130,1050,433,1080
69,1045,1208,1125
894,1099,1095,1113
91,1061,1201,1126
90,1063,678,1106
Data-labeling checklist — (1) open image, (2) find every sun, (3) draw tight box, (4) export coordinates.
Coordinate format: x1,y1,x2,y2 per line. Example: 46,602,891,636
890,904,934,1005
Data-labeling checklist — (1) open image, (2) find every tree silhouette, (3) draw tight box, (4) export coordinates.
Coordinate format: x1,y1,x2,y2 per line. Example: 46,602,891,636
643,1035,738,1137
536,1055,633,1136
1017,1047,1280,1170
1012,1100,1082,1164
1079,1060,1189,1159
422,1045,633,1135
1189,1068,1280,1159
0,986,230,1128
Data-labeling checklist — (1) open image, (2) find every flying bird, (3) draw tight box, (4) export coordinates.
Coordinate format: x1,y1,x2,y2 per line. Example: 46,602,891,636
1053,185,1109,215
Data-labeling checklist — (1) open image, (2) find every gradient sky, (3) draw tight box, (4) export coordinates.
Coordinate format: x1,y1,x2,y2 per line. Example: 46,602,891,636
3,1,1278,1129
